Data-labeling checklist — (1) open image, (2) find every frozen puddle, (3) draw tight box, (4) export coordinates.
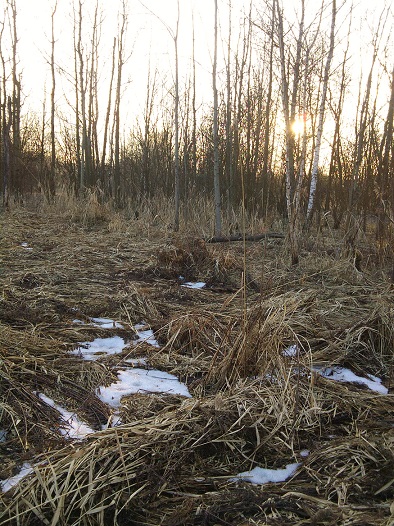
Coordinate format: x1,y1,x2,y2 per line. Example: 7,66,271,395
97,368,191,408
231,462,301,485
314,366,388,394
37,393,95,439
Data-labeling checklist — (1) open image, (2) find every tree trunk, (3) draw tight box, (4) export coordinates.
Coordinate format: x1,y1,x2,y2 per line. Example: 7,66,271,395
307,0,336,221
49,2,57,198
173,0,180,231
213,0,221,236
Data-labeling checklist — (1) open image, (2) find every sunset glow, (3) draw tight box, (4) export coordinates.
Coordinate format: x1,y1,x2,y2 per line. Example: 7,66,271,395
291,114,309,137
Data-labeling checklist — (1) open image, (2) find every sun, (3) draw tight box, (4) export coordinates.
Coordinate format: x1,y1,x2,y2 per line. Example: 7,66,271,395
291,114,309,137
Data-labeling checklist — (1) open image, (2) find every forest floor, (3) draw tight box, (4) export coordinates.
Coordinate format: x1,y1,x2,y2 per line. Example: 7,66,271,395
1,207,394,525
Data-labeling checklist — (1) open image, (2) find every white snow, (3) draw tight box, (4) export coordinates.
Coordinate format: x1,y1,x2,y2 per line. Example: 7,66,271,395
1,463,34,493
72,336,127,360
91,317,124,329
300,449,309,457
72,317,123,328
134,324,160,348
37,393,95,439
97,368,191,407
20,242,33,251
282,344,298,357
181,282,206,289
124,357,148,366
71,323,159,360
314,366,388,394
231,462,301,485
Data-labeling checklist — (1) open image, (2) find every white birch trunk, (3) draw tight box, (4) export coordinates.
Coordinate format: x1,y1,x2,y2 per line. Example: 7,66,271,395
307,0,336,220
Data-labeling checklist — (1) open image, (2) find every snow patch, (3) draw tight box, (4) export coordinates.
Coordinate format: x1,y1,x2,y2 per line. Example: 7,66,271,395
91,317,124,329
1,463,34,493
314,366,388,394
37,393,95,439
20,242,33,250
282,344,298,357
134,324,160,348
181,281,206,289
231,462,301,485
97,368,191,408
72,336,127,360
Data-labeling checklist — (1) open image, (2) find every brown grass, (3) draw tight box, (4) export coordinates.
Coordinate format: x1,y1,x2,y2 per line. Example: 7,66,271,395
1,200,394,525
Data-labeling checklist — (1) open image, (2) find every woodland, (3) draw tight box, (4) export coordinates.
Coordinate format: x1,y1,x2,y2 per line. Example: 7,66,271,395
1,0,394,525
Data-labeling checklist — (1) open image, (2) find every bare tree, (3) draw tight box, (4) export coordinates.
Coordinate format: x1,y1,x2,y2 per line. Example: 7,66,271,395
140,0,181,228
113,0,128,205
275,0,305,265
307,0,337,221
101,36,116,191
344,8,389,249
173,0,180,231
213,0,221,235
49,2,57,198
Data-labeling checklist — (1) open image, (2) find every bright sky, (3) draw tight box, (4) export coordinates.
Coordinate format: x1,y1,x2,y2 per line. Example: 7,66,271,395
12,0,238,119
3,0,393,132
0,0,393,153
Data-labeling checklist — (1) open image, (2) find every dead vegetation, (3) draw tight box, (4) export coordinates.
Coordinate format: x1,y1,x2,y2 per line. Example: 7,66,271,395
1,208,394,525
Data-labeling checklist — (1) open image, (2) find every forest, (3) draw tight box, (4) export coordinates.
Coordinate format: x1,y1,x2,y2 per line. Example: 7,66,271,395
1,1,394,525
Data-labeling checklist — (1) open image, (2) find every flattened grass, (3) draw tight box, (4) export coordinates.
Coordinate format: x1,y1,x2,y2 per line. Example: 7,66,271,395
1,209,394,525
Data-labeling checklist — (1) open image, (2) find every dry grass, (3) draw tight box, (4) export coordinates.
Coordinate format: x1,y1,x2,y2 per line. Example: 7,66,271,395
1,202,394,525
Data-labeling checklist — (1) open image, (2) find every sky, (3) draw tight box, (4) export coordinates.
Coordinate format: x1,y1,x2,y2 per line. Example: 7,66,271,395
10,0,234,119
9,0,387,116
2,0,393,137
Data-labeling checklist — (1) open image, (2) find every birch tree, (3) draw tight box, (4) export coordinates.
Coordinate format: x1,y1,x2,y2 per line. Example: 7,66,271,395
306,0,337,221
101,37,116,191
275,0,305,265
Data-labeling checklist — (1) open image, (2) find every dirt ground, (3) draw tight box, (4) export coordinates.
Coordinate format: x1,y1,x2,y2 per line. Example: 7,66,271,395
1,208,394,525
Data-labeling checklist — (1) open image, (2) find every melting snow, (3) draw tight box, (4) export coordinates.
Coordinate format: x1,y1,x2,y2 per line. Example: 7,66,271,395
20,242,33,250
282,344,298,357
1,463,34,493
134,324,160,348
91,317,124,329
72,336,127,360
314,366,388,394
181,282,206,289
231,462,301,485
97,368,191,407
72,317,123,328
37,393,95,439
